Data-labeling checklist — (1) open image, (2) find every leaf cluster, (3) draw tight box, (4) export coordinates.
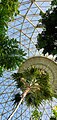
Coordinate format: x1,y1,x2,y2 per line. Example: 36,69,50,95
53,106,57,118
32,109,41,120
0,0,26,76
36,0,57,55
12,66,53,107
50,117,56,120
0,0,20,36
51,0,57,6
50,106,57,120
0,66,3,76
12,93,21,105
0,38,26,69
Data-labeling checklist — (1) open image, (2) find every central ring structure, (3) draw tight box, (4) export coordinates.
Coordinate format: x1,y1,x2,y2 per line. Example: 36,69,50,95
19,56,57,96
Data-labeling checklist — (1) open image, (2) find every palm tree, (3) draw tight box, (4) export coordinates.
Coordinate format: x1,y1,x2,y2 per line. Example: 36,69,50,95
8,65,53,120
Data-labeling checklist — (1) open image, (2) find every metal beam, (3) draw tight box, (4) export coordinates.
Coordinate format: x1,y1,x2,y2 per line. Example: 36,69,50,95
34,2,45,13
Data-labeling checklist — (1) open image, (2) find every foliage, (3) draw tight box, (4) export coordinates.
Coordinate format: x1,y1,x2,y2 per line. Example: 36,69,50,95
0,38,26,70
50,117,56,120
0,66,3,76
36,0,57,55
0,0,20,36
51,0,57,6
0,0,26,76
32,109,41,120
53,106,57,118
12,93,21,105
50,106,57,120
12,66,53,106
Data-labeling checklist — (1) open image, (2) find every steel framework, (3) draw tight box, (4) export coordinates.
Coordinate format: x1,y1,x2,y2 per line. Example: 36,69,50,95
0,0,57,120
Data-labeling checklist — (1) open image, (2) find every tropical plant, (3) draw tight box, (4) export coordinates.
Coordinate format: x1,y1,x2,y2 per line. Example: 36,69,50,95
7,66,54,120
50,106,57,120
0,66,3,76
50,117,56,120
36,0,57,55
13,66,53,106
0,0,20,38
0,39,26,70
31,108,41,120
0,0,26,76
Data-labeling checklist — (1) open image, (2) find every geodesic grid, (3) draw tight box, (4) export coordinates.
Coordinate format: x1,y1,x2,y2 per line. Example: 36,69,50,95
8,0,51,58
0,0,57,120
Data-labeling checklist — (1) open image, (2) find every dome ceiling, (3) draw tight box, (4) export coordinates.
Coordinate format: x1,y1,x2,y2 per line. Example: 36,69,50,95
8,0,51,58
1,1,57,120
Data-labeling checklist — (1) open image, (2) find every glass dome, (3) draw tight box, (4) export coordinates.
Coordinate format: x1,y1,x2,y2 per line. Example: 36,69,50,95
0,0,57,120
8,0,51,58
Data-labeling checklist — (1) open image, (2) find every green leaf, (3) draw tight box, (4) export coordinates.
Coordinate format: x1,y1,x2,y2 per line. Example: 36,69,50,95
32,109,41,120
0,66,3,76
12,66,54,106
36,2,57,55
12,93,21,105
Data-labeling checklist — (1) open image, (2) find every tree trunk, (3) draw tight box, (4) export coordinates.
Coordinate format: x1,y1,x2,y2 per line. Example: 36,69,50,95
8,87,30,120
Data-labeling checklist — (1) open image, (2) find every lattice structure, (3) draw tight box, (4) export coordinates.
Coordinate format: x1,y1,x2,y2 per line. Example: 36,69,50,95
8,0,51,57
0,0,57,120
